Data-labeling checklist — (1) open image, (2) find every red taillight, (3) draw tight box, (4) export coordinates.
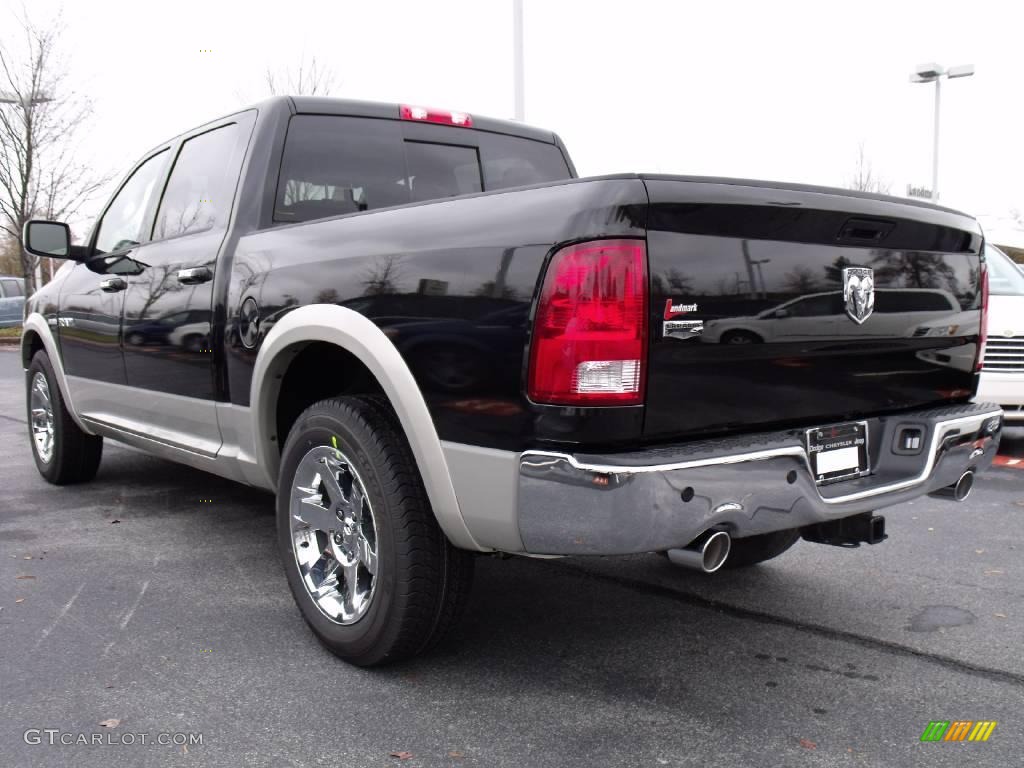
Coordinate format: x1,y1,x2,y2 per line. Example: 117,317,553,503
399,104,473,128
975,263,989,372
528,239,648,406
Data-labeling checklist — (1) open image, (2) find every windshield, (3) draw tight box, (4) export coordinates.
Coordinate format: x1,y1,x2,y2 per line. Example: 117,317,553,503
986,245,1024,296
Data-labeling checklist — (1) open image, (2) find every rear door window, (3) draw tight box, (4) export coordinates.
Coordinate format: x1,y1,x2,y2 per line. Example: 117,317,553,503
2,279,23,297
153,123,242,240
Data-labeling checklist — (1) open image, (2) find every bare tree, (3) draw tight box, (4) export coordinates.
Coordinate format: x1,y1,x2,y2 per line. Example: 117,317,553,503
265,54,338,97
0,234,19,274
848,142,891,195
824,255,854,285
870,251,957,291
0,12,113,295
784,265,820,294
130,262,184,322
314,287,340,304
362,256,402,296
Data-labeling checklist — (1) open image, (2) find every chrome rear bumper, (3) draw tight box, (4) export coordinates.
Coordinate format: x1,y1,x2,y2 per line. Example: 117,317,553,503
517,403,1003,555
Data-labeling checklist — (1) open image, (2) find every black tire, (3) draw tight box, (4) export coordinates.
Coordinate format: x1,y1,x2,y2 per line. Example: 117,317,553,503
26,351,103,485
722,528,801,569
182,334,206,353
721,330,763,345
276,395,474,666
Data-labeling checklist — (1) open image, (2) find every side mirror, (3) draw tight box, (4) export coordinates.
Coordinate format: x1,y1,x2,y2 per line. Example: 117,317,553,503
23,220,76,260
775,309,791,319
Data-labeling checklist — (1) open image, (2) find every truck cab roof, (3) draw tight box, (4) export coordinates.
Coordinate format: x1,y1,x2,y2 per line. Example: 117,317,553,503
283,96,558,144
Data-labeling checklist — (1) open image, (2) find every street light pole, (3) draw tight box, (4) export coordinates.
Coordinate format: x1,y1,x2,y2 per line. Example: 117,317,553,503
910,63,974,202
751,259,771,299
512,0,524,120
931,75,941,202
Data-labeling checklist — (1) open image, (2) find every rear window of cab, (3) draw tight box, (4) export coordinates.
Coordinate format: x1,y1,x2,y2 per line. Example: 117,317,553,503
274,115,571,224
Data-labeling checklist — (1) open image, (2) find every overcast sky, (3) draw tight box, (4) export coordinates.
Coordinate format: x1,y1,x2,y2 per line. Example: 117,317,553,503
10,0,1024,242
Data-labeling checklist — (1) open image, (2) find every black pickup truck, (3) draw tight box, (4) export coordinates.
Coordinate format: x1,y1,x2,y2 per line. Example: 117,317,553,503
22,96,1003,665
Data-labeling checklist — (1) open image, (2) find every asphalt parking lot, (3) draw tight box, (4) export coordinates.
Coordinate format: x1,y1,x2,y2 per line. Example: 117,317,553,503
1,346,1022,767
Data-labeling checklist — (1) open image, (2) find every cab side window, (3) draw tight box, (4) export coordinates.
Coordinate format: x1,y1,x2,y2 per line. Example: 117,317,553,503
152,124,241,240
93,150,169,255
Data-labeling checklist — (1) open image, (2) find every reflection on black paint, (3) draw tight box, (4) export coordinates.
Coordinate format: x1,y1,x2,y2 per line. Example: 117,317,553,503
124,308,212,350
226,178,651,449
373,300,528,395
644,202,982,439
700,287,973,345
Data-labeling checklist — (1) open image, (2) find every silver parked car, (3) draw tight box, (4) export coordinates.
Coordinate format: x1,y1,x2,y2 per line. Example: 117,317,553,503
0,275,25,328
975,246,1024,423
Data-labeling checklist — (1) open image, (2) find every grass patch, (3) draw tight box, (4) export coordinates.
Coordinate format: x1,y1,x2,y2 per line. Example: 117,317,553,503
0,326,22,338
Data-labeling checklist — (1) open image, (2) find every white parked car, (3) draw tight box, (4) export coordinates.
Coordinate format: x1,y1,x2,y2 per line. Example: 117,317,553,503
976,245,1024,423
702,288,960,344
167,319,211,351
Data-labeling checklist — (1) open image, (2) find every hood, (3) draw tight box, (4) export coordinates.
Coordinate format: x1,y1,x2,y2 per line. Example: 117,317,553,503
987,294,1024,340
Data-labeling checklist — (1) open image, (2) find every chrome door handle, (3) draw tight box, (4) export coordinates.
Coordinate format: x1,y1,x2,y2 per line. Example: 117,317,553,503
177,266,212,285
99,277,127,293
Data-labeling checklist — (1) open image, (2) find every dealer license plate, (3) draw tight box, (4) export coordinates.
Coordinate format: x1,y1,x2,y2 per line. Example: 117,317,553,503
805,421,869,484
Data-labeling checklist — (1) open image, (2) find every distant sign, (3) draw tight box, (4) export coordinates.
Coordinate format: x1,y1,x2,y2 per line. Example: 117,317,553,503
907,184,933,200
418,278,449,296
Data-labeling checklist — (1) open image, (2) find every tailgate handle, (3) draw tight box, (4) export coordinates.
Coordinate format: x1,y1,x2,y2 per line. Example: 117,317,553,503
836,217,895,244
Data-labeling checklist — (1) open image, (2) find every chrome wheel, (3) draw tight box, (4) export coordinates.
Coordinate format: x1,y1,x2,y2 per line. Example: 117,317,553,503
30,372,55,464
289,444,379,625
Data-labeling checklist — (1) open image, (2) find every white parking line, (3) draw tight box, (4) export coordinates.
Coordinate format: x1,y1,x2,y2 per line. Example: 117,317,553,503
119,579,151,630
32,582,86,651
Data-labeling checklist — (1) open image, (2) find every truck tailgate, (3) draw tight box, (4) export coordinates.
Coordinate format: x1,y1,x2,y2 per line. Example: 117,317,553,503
641,176,985,440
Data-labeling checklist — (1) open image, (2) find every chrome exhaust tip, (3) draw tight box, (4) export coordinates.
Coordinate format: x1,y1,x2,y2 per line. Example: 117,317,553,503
667,530,732,573
929,470,975,502
954,470,975,501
